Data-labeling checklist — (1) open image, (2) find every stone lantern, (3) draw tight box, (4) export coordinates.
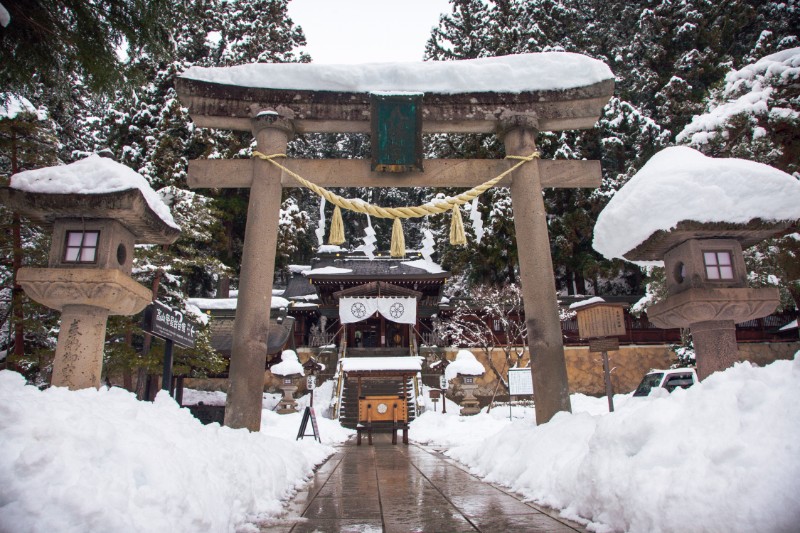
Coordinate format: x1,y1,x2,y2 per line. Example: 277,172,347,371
445,349,486,416
626,221,788,380
457,375,481,415
270,349,304,414
593,147,800,381
2,157,180,389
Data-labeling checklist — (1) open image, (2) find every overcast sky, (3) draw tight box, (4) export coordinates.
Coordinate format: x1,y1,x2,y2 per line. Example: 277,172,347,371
287,0,452,64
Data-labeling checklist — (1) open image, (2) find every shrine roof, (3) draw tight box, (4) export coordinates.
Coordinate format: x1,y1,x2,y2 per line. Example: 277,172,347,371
303,256,448,281
176,53,614,133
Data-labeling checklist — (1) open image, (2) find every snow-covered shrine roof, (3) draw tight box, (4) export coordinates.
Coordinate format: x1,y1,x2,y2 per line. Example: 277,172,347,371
593,147,800,265
176,53,614,134
340,356,423,373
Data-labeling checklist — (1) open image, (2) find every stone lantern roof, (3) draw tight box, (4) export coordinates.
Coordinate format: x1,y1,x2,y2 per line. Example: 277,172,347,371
621,219,796,262
593,147,800,264
1,188,180,245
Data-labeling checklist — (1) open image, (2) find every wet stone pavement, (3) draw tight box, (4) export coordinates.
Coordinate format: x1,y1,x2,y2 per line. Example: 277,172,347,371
265,433,586,533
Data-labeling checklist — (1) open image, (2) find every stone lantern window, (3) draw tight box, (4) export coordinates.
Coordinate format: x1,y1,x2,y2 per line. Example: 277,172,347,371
50,219,137,274
703,251,734,280
64,230,100,263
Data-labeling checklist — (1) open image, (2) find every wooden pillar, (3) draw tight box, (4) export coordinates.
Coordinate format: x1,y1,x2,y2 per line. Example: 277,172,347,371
504,126,572,424
224,115,292,431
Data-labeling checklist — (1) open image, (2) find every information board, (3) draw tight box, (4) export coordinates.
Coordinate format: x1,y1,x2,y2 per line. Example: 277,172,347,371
576,303,626,339
508,368,534,396
143,301,198,348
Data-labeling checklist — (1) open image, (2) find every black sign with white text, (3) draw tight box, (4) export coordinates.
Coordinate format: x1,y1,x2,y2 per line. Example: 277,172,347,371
144,301,198,348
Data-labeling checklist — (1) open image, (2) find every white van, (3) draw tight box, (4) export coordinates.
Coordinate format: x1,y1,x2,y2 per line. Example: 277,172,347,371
633,368,697,397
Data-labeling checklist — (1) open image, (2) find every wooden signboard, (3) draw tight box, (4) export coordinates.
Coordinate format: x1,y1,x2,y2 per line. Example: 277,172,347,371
589,337,620,353
576,303,626,339
429,389,441,400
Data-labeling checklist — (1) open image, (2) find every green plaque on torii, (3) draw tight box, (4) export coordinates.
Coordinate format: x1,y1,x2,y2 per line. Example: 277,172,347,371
370,92,423,173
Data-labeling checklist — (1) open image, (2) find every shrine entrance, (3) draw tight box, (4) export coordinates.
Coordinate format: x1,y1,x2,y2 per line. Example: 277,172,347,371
175,53,614,431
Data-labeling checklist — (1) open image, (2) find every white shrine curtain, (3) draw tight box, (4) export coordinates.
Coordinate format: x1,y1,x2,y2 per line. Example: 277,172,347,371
339,297,417,324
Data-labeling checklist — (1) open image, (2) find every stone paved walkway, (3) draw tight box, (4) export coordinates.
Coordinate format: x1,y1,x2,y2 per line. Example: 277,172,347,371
266,434,586,532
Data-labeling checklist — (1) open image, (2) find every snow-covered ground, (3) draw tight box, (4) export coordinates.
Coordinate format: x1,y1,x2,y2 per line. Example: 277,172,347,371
3,358,798,533
0,372,348,533
410,356,800,533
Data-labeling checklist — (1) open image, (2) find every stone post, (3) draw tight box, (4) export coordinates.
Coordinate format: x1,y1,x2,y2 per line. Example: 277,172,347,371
504,126,572,424
224,114,292,431
685,320,739,380
52,304,109,389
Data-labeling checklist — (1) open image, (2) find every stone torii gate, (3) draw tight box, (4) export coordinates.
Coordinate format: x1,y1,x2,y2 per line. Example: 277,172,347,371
176,55,614,431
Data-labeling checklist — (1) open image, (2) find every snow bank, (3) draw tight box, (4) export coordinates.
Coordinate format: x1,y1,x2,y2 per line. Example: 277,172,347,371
444,349,486,381
0,372,333,532
10,154,178,230
270,349,304,376
181,52,613,94
593,147,800,265
436,358,800,533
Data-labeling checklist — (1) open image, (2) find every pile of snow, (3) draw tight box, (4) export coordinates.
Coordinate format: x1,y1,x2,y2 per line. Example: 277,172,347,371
401,258,445,274
444,349,486,381
568,296,606,310
301,266,353,276
593,147,800,265
10,154,178,229
181,52,613,94
418,357,800,532
0,372,333,532
340,356,422,372
187,295,290,310
677,47,800,147
1,94,46,120
270,349,304,376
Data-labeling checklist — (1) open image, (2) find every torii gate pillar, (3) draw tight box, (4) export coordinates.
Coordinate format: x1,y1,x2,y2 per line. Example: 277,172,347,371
224,115,292,431
505,126,572,421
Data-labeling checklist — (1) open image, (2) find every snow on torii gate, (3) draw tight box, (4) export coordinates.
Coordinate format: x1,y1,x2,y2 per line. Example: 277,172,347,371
175,53,614,431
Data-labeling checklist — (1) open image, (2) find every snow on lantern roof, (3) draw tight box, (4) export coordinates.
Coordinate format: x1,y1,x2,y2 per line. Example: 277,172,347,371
270,349,304,376
445,350,486,382
340,356,423,373
8,154,179,232
593,147,800,265
180,52,613,95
